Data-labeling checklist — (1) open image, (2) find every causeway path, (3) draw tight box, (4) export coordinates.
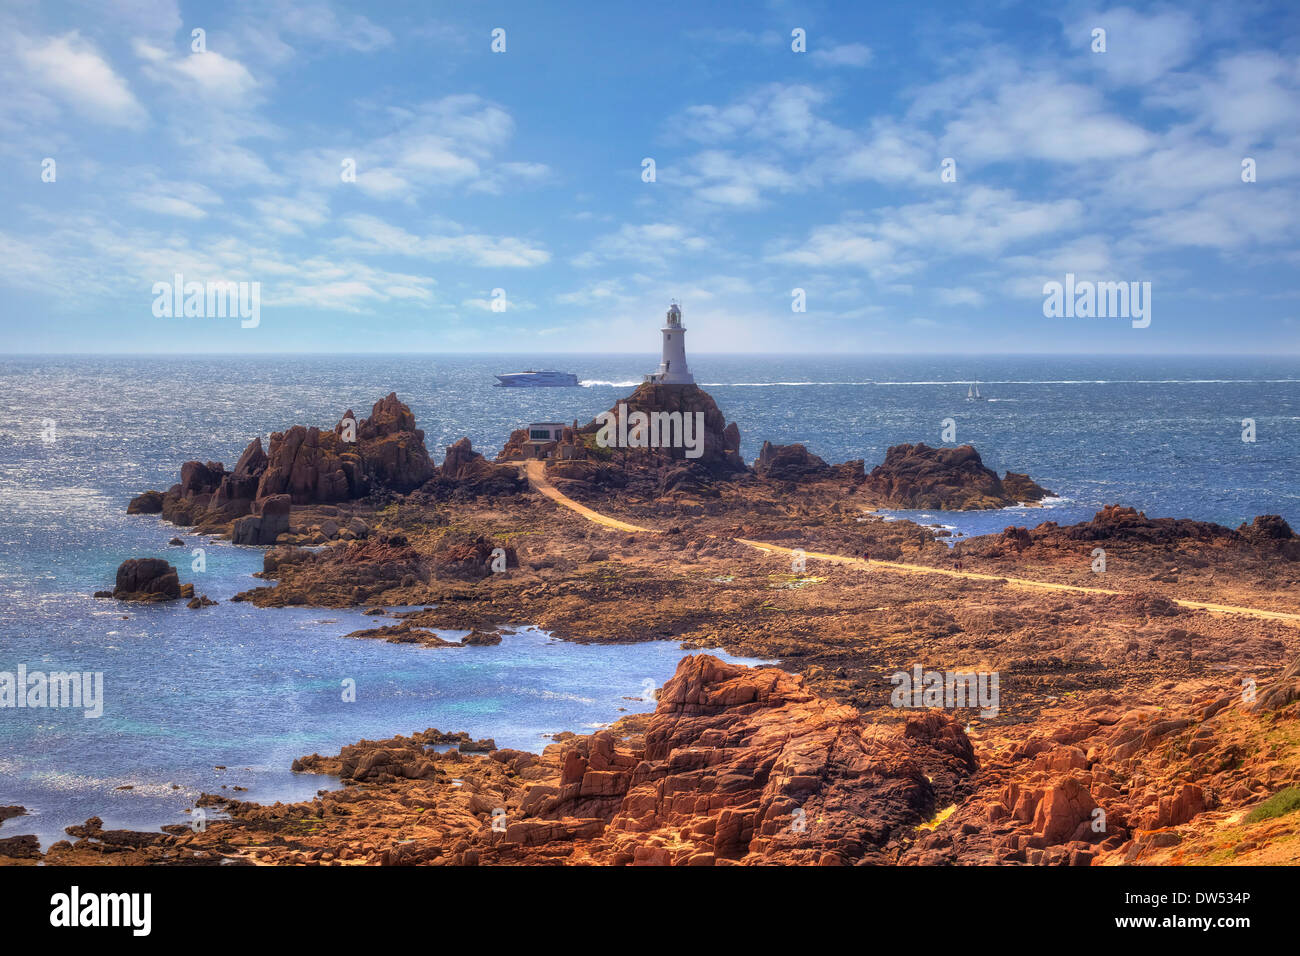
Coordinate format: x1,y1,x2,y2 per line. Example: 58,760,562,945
522,461,1300,624
524,460,659,534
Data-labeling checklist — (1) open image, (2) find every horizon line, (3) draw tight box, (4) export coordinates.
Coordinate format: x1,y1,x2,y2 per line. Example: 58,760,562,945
2,350,1298,359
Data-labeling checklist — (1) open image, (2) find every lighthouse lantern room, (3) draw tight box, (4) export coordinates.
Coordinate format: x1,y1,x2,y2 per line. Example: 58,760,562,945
645,301,695,385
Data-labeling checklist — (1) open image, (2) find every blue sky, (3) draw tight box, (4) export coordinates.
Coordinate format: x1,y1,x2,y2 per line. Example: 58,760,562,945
2,0,1299,354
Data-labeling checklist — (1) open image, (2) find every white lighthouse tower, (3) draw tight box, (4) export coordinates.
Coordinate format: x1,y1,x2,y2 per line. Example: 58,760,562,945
646,301,695,385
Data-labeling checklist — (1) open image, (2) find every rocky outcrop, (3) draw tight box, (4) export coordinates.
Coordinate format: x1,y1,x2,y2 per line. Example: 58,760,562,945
577,382,746,478
351,393,437,492
111,558,182,601
257,393,434,503
127,394,436,543
0,834,40,859
864,443,1051,510
1238,515,1300,560
207,438,267,519
755,441,829,480
1059,505,1231,544
236,533,429,607
754,441,865,484
423,439,526,498
431,533,518,581
1002,472,1050,502
231,494,290,545
466,654,976,865
1249,649,1300,713
126,490,163,514
999,525,1033,551
955,506,1300,594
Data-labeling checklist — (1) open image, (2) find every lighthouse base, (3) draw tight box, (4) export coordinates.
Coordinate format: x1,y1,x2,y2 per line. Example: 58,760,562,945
645,370,696,386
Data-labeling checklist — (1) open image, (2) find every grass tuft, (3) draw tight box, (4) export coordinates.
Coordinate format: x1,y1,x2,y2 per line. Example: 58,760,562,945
1245,787,1300,824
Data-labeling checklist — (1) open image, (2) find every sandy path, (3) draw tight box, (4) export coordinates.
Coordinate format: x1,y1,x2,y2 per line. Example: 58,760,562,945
523,460,659,534
735,539,1300,624
523,461,1300,624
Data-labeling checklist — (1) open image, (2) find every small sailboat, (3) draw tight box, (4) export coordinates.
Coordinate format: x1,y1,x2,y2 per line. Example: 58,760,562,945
966,381,986,401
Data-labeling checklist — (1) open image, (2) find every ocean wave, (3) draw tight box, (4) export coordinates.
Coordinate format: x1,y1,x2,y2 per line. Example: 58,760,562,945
581,380,641,387
29,768,192,797
505,686,599,705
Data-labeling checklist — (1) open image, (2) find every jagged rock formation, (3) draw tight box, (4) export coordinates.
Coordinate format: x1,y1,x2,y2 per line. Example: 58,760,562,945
755,441,828,479
127,394,436,543
905,645,1300,866
863,443,1051,510
496,654,976,865
257,393,434,503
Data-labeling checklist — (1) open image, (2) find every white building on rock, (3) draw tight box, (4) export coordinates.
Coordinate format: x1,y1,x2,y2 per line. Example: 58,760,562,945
645,301,695,385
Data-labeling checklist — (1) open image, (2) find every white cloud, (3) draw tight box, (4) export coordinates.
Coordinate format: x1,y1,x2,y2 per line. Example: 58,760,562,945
1148,51,1300,142
292,95,545,200
1069,7,1200,86
1133,188,1300,250
192,144,284,187
834,120,936,186
676,84,841,152
940,76,1151,163
935,286,985,307
463,293,533,312
261,0,394,54
556,279,629,306
338,214,550,267
19,32,146,127
768,225,897,271
771,188,1082,274
572,223,710,268
135,39,259,106
811,43,873,69
250,194,330,234
1001,236,1122,298
128,178,223,220
672,150,800,207
355,167,413,200
0,211,437,316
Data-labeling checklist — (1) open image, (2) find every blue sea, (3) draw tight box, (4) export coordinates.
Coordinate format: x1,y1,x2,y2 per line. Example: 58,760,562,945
0,353,1297,846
